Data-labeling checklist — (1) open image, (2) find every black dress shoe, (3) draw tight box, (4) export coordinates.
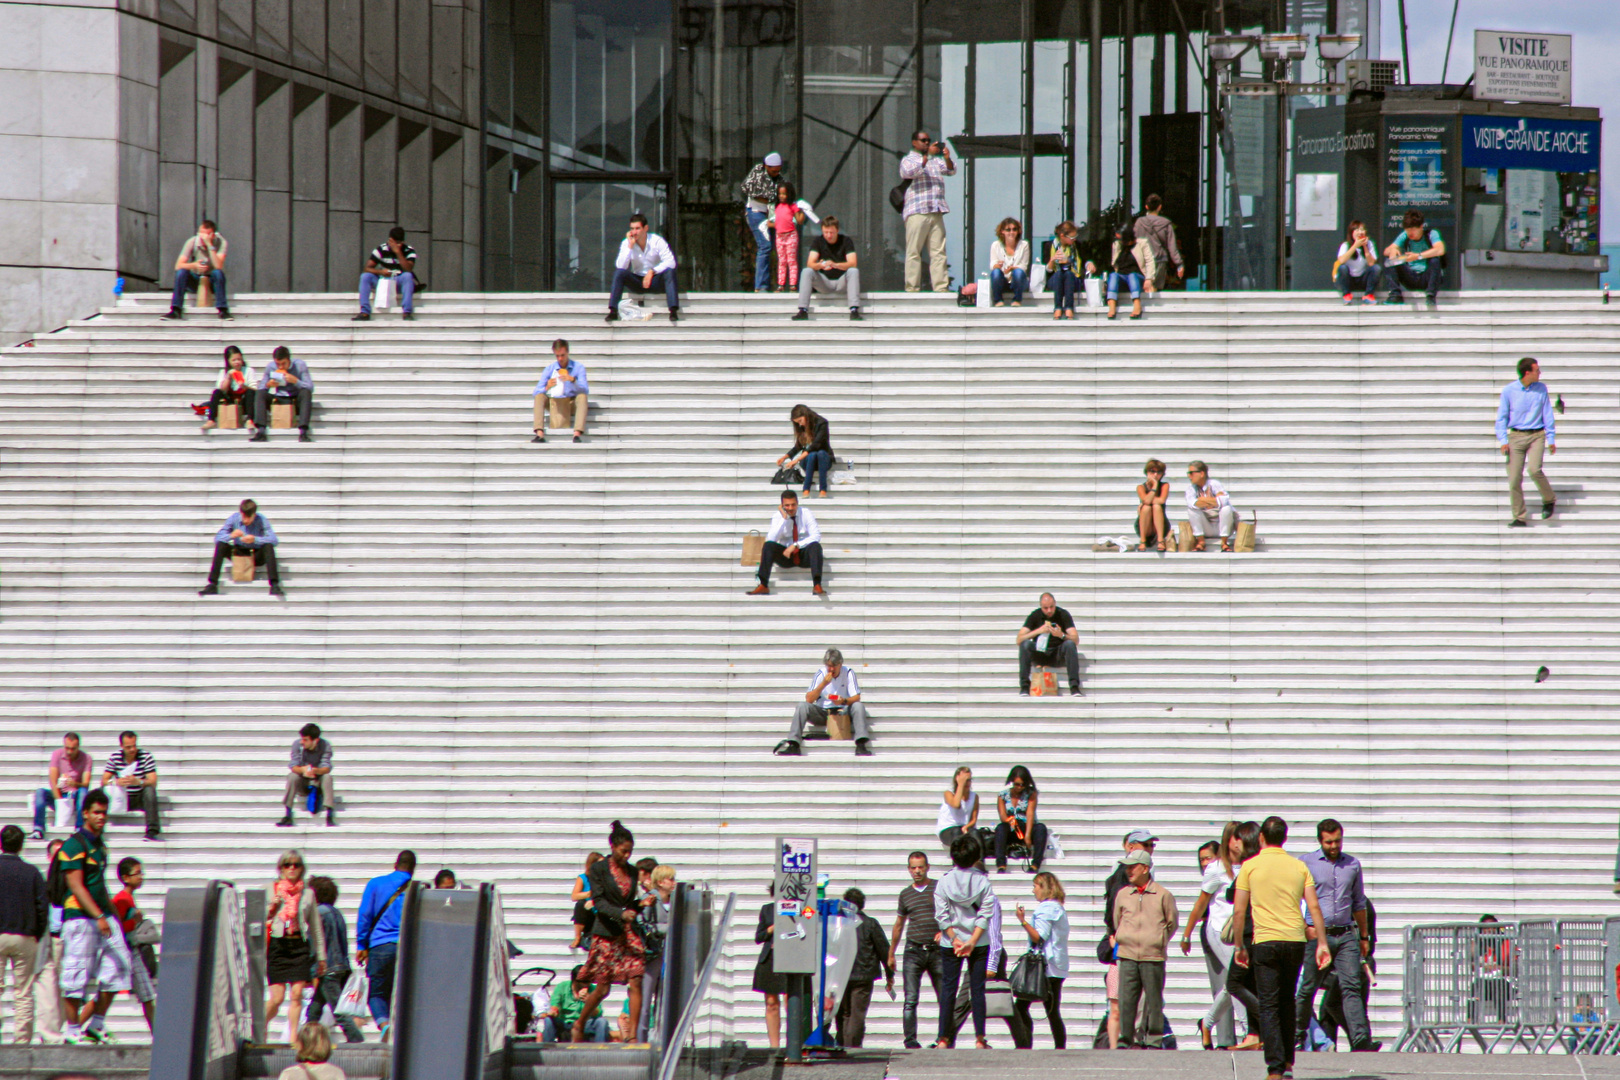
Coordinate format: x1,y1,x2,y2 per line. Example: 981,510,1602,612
162,309,182,320
269,582,285,597
401,312,414,321
668,309,680,323
249,431,267,442
1070,686,1084,696
198,582,219,596
298,430,313,443
1542,501,1556,519
854,739,873,757
792,309,809,321
352,312,369,321
573,434,583,442
849,309,863,320
326,808,337,827
531,434,545,443
219,309,233,321
1508,519,1527,527
772,740,801,756
604,311,620,323
275,812,294,827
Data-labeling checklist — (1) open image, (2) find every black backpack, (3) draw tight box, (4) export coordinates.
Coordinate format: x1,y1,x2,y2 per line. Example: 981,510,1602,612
888,180,912,214
46,850,69,907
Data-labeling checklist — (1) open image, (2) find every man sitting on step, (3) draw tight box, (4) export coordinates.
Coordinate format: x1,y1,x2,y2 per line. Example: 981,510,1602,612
251,346,314,443
1017,592,1082,696
606,214,680,324
198,498,283,597
354,226,417,321
1184,461,1238,553
774,647,873,757
747,489,824,595
792,216,863,321
278,723,336,827
532,338,588,443
162,219,231,321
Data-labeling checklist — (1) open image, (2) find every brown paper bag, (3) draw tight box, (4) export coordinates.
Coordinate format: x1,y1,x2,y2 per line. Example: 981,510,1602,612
1235,516,1256,553
217,403,240,429
826,712,854,741
1029,668,1059,696
197,277,213,309
271,403,295,429
1176,522,1195,552
740,531,765,566
230,554,256,582
548,397,572,429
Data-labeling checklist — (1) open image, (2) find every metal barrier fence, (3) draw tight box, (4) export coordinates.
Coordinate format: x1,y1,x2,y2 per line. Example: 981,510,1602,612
1398,917,1620,1053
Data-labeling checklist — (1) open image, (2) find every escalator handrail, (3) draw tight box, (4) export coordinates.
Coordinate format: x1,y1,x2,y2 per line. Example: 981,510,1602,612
654,891,736,1080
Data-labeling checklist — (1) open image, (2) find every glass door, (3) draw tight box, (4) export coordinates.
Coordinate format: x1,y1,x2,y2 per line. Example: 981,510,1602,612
550,180,671,291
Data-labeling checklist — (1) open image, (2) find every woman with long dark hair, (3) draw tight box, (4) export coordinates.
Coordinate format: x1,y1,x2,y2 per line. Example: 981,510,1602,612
575,821,650,1042
994,766,1048,873
198,345,256,432
775,405,834,498
1106,223,1147,320
752,882,787,1050
1332,220,1379,303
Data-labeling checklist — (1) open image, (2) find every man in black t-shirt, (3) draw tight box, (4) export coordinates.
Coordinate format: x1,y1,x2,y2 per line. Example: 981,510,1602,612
1016,592,1081,695
792,217,862,321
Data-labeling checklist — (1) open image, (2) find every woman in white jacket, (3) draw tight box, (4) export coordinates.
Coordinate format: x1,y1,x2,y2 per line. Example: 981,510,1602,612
988,218,1031,306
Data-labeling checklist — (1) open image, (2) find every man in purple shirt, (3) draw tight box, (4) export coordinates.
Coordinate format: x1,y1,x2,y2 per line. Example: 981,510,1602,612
1296,818,1377,1051
30,734,93,839
899,130,955,293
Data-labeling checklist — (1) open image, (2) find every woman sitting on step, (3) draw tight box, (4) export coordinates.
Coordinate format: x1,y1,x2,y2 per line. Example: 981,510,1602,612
1135,459,1170,552
197,345,257,432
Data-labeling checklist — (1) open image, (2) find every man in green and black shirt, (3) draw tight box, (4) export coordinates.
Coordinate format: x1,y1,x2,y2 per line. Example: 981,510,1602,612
57,791,133,1043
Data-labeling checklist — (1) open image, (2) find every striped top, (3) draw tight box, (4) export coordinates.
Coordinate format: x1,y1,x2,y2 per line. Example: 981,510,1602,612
103,748,156,778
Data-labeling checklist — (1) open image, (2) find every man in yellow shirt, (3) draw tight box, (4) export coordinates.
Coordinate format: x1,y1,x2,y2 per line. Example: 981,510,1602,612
1230,817,1332,1080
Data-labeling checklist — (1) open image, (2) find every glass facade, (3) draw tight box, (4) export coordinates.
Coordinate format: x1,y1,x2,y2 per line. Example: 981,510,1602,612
481,0,1376,292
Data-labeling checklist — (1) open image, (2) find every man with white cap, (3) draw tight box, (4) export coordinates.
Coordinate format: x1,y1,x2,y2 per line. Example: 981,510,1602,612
1100,829,1158,1047
1112,849,1178,1049
741,153,786,292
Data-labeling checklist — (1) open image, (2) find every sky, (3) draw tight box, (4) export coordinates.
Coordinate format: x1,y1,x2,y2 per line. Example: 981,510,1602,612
1381,0,1618,242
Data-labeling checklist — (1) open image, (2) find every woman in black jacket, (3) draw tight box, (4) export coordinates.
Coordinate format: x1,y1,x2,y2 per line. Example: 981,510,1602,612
573,821,651,1042
776,405,834,498
752,883,787,1049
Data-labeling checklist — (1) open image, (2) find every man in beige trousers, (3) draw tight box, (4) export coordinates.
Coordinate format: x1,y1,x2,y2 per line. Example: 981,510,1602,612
899,130,955,292
1496,356,1557,527
0,825,47,1043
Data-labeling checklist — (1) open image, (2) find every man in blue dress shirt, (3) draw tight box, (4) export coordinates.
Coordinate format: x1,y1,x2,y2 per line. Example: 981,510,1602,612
1295,819,1377,1052
251,346,314,443
198,498,282,597
1495,357,1556,527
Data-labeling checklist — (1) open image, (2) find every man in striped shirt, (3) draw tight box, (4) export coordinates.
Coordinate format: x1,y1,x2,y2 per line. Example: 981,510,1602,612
100,733,159,842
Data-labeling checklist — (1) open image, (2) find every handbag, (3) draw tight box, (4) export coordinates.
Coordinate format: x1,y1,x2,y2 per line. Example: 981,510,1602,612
888,179,911,213
1095,931,1115,966
129,918,162,947
1009,949,1047,1001
334,968,370,1017
1220,914,1237,945
770,467,804,486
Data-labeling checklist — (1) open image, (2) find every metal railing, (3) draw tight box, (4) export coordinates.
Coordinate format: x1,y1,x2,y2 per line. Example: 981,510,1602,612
655,891,736,1080
1398,917,1620,1053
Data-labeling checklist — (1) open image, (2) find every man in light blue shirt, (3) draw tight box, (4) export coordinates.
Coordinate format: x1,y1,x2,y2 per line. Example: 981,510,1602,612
532,339,589,443
251,346,315,442
1296,819,1375,1051
199,498,281,596
1495,356,1556,526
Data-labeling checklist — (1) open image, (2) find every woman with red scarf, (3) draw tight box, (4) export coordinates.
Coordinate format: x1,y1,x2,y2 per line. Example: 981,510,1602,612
265,850,326,1044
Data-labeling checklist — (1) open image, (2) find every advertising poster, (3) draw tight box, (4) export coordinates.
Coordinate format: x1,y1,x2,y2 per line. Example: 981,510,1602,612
1507,169,1548,251
1384,119,1454,240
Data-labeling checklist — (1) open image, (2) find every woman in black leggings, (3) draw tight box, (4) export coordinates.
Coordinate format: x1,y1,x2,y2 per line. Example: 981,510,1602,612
1013,871,1070,1047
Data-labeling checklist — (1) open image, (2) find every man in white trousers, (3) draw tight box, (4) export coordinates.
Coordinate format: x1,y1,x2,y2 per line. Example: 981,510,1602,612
1184,461,1238,552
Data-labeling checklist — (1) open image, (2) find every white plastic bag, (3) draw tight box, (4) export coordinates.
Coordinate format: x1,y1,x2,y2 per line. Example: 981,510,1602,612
1029,261,1046,296
105,784,129,816
54,793,77,830
1045,830,1065,861
334,969,370,1018
1084,278,1104,308
375,276,396,311
976,274,992,308
616,298,653,322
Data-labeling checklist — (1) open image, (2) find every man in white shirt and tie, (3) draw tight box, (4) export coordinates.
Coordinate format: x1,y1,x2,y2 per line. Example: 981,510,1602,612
1184,461,1238,552
774,647,873,757
607,213,680,323
748,490,824,595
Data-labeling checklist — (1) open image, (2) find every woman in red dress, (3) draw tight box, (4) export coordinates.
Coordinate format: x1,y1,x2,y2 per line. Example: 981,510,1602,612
574,820,651,1041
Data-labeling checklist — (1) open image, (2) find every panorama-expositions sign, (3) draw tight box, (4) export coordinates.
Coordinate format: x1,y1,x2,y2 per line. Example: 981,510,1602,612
1474,30,1572,104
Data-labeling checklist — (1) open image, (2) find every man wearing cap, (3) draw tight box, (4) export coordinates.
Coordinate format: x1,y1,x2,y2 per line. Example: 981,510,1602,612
1112,849,1178,1049
741,153,786,292
1100,829,1156,1048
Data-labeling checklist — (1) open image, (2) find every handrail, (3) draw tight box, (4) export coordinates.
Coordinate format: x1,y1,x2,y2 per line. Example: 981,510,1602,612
655,891,736,1080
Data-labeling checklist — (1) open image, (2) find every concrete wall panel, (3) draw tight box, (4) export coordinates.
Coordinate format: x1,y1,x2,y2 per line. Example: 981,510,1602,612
218,176,253,288
291,197,327,289
254,188,290,289
327,207,361,288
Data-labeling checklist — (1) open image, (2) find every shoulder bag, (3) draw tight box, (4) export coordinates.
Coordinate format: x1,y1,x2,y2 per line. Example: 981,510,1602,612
1009,948,1047,1001
888,179,912,214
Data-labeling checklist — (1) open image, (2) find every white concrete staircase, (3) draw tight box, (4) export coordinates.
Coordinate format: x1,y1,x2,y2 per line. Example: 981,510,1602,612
3,289,1619,1048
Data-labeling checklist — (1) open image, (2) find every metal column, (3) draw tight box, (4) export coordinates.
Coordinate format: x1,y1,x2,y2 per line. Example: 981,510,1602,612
1087,0,1102,218
1120,0,1134,210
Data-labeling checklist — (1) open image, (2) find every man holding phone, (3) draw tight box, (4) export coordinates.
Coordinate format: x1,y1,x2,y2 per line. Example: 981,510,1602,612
899,130,955,292
1016,593,1081,696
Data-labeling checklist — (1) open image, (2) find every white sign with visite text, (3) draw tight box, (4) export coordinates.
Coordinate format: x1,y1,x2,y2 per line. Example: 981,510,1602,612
1474,30,1571,104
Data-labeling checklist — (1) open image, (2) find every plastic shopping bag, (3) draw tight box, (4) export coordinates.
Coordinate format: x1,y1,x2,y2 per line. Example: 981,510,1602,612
54,794,77,830
616,298,653,322
1084,278,1104,308
106,784,129,816
334,969,370,1018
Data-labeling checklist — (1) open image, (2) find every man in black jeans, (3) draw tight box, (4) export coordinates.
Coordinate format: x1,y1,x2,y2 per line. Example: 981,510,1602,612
1017,593,1082,695
1230,817,1331,1080
889,852,941,1049
199,498,283,597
